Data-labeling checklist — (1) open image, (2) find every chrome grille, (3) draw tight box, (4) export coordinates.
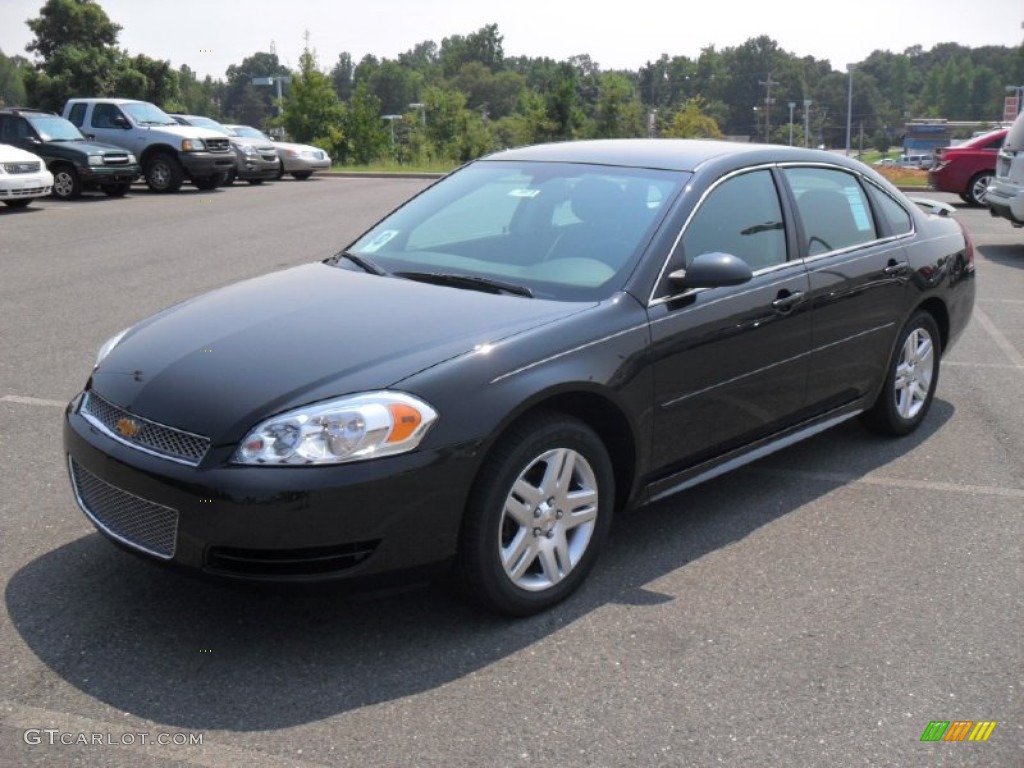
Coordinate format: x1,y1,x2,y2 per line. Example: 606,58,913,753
81,391,210,466
3,161,41,174
103,154,130,165
206,138,231,153
69,458,178,559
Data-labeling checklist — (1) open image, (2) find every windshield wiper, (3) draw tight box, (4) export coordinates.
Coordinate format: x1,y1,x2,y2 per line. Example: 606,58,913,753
395,271,533,298
327,250,390,276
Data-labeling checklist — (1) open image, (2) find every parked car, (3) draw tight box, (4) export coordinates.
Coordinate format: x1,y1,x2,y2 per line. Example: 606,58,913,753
0,108,140,199
63,98,235,192
224,124,330,179
169,114,279,185
64,139,975,615
0,143,53,207
986,110,1024,228
927,128,1006,206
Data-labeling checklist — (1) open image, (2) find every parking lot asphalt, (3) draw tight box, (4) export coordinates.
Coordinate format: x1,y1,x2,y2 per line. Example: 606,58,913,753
0,180,1021,767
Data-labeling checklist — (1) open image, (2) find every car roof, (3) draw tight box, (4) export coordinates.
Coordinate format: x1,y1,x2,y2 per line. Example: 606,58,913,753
485,138,837,173
0,107,58,117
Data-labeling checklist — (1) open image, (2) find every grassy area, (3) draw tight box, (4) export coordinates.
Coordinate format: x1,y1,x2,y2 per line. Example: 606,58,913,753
331,160,457,174
873,167,929,188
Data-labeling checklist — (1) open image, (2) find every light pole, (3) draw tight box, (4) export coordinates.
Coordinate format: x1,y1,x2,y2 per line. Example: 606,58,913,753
803,99,812,148
251,75,291,116
788,102,796,146
845,64,855,156
382,114,401,145
408,102,426,126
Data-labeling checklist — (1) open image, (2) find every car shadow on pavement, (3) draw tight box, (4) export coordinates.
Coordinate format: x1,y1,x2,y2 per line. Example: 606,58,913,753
978,242,1024,269
5,401,954,732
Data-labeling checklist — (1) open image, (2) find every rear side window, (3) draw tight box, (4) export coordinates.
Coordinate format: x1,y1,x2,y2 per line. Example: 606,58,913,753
67,102,86,127
865,184,913,236
783,167,876,256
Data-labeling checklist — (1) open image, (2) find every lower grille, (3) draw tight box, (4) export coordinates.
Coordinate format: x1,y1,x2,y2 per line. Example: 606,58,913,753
206,541,378,578
69,458,178,559
103,155,130,165
206,138,231,153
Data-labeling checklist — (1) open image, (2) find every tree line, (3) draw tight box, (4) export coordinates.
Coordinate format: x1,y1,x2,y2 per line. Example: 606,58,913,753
1,0,1021,165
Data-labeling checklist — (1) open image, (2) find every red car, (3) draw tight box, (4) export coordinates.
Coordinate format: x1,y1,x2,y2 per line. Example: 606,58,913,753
928,128,1007,206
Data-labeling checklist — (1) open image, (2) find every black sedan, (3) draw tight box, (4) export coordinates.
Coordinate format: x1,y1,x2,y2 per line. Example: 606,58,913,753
64,139,975,615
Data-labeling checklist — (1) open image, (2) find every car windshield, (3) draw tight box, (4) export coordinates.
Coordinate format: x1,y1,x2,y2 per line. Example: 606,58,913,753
231,125,270,140
344,160,686,301
122,102,177,126
28,116,84,141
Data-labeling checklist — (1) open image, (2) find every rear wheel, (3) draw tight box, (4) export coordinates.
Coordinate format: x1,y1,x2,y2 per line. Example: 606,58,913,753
144,152,183,193
458,412,614,616
51,165,83,200
862,312,941,436
965,171,993,207
222,169,236,186
192,175,220,191
248,178,264,185
291,171,313,180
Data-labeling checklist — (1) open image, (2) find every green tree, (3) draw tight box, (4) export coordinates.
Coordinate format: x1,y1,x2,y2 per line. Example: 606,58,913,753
590,71,644,138
279,43,344,158
341,82,388,164
0,50,28,106
330,52,354,101
223,51,290,126
663,98,723,138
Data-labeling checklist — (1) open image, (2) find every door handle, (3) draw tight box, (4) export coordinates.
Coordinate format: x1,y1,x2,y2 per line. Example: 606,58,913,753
771,290,804,312
883,261,910,278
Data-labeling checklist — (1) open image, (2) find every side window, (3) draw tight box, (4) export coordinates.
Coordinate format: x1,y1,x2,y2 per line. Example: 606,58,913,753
783,167,877,256
865,184,913,236
680,170,786,271
0,116,31,142
67,103,86,127
91,104,122,129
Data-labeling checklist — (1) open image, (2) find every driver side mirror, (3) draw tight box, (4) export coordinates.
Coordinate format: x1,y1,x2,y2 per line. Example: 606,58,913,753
668,252,753,288
112,115,129,129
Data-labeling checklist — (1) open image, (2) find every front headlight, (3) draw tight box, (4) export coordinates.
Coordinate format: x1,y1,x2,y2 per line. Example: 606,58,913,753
181,138,206,152
233,392,438,465
238,144,257,156
127,153,137,163
95,327,130,368
88,155,104,166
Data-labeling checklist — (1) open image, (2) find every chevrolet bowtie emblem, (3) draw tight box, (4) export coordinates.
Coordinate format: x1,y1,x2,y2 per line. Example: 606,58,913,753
115,417,141,438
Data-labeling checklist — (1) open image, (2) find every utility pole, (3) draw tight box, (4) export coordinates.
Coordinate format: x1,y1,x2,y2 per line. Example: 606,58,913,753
803,99,812,148
759,73,780,143
788,102,796,146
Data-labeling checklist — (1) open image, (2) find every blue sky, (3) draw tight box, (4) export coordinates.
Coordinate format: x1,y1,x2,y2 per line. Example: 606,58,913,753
2,0,1021,79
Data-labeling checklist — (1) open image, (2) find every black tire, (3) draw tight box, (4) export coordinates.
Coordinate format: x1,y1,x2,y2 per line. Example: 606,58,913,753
144,152,184,193
862,311,941,437
51,164,82,200
965,171,993,207
102,182,131,198
275,165,285,180
248,178,264,185
291,171,313,180
458,412,614,616
3,199,32,208
223,169,236,186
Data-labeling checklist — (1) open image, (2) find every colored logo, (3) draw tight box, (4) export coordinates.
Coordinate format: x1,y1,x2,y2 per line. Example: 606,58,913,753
920,721,997,742
115,417,141,438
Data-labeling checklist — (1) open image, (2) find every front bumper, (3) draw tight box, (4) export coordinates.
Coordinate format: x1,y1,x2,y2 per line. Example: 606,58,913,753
81,163,141,186
179,151,236,180
234,153,280,181
64,393,473,582
281,154,331,174
0,170,54,200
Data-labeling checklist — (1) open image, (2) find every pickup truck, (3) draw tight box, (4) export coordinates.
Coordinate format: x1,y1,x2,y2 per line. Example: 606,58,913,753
62,98,235,192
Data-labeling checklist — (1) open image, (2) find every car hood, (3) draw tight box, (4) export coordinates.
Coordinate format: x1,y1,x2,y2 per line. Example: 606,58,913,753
147,125,229,142
0,144,45,163
229,136,277,151
90,262,590,442
60,139,136,157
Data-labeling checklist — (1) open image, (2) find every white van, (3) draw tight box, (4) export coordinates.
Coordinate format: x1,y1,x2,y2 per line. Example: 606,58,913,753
986,110,1024,228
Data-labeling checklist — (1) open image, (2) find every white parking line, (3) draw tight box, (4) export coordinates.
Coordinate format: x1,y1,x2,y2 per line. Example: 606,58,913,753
0,395,67,408
750,467,1024,500
972,306,1024,370
1,701,330,768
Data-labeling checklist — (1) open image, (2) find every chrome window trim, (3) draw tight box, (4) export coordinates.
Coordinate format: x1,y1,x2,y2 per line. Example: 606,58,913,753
649,161,919,308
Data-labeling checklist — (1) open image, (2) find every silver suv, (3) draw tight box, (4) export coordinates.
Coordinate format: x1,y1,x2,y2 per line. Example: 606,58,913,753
987,110,1024,228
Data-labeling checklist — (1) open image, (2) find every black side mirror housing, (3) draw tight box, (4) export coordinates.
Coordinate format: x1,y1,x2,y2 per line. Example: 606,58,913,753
112,115,129,129
668,252,754,288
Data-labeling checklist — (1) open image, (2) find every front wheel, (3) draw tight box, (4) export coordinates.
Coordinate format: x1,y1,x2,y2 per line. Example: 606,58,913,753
144,152,183,193
458,413,614,616
192,175,220,191
51,165,82,200
862,312,941,436
102,182,130,197
291,171,313,180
